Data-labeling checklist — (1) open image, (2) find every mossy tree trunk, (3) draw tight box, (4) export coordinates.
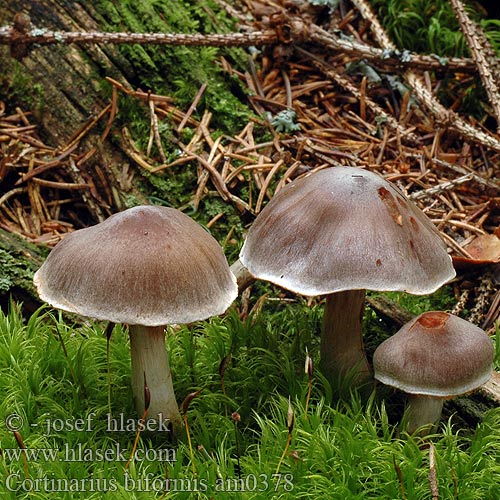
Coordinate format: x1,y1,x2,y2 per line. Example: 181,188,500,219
0,0,145,305
0,0,216,300
0,0,141,205
0,228,45,313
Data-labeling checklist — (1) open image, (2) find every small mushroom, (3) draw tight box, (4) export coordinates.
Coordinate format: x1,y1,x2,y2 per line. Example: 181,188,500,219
34,205,237,434
233,167,455,384
373,311,494,434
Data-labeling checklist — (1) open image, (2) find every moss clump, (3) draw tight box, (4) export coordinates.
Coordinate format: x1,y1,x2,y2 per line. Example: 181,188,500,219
367,0,498,120
369,0,467,56
0,250,33,294
0,231,47,309
92,0,251,133
0,57,45,112
90,0,255,217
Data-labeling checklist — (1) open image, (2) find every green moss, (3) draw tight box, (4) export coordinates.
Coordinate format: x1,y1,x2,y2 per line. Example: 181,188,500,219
0,57,45,111
483,19,500,52
0,230,47,307
367,0,498,121
369,0,467,56
0,250,29,294
381,285,456,316
114,88,250,234
90,0,251,132
0,248,43,297
91,0,256,212
3,299,500,499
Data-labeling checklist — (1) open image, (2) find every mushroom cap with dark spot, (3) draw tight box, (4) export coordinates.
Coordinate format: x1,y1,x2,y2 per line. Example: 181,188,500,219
239,166,455,296
373,311,493,397
34,205,237,325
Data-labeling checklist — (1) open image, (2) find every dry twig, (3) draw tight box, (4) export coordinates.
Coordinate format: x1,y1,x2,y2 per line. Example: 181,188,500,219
449,0,500,132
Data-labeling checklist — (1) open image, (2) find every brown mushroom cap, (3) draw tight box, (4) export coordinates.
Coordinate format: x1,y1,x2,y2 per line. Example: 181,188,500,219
373,311,494,397
34,205,237,325
239,166,455,296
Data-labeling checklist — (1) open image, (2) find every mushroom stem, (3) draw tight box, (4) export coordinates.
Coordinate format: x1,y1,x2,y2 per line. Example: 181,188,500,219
230,258,256,293
406,395,444,435
128,325,182,435
320,289,371,385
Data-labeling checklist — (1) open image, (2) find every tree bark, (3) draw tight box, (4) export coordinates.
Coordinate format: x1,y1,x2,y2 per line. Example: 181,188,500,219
0,227,44,313
0,0,146,222
0,0,151,305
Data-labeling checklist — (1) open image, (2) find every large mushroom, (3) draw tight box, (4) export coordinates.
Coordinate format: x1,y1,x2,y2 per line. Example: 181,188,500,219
373,311,494,434
232,167,456,384
34,205,237,434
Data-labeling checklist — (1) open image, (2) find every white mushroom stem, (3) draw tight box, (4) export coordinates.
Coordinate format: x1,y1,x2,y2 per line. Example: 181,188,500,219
230,258,256,293
320,289,371,385
406,395,444,435
128,325,182,434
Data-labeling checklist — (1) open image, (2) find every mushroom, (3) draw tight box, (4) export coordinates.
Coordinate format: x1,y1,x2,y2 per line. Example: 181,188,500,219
232,167,456,384
373,311,494,434
34,205,237,434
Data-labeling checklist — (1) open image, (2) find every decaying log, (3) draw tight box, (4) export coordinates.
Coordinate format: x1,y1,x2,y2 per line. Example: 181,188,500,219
0,227,44,313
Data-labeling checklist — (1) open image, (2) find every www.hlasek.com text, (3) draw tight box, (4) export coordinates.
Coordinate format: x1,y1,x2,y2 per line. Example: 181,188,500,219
2,442,176,463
